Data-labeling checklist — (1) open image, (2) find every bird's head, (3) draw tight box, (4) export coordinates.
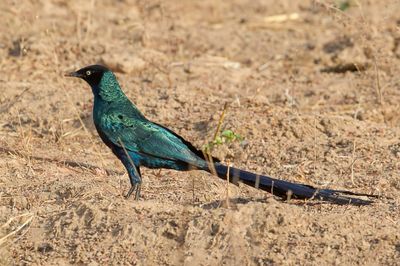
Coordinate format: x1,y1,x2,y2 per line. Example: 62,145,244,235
65,64,110,87
66,64,125,101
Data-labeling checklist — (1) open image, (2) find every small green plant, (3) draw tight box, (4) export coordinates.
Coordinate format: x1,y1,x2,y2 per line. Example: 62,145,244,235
337,0,351,11
203,129,243,154
202,103,244,158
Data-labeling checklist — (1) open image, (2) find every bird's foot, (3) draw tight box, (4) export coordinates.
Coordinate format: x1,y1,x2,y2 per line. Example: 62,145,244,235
125,184,141,200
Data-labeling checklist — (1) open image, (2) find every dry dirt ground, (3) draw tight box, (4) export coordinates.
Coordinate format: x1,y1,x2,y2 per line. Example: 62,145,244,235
0,0,400,265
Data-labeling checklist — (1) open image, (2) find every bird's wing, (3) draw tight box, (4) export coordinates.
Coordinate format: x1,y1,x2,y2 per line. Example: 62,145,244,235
151,121,220,163
100,112,203,164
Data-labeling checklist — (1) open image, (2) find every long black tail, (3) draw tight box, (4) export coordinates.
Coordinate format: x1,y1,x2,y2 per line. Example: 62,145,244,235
211,163,377,205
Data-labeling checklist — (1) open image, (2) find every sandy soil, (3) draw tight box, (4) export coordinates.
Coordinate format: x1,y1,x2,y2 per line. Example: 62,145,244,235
0,0,399,265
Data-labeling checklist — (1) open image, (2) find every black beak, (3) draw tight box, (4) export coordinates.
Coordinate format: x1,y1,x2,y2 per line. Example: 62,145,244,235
65,71,81,78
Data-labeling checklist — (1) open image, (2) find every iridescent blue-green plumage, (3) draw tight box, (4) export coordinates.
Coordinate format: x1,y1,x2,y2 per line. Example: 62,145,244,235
66,65,377,205
94,72,209,168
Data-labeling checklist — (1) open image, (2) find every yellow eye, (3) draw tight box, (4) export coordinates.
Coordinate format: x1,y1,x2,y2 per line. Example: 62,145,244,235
86,70,91,76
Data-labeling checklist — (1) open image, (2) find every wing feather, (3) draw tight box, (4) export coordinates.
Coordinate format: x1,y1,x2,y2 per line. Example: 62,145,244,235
100,112,203,165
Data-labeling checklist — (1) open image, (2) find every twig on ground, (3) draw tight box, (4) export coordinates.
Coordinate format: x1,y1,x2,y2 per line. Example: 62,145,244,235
0,88,29,113
0,146,122,176
0,213,34,246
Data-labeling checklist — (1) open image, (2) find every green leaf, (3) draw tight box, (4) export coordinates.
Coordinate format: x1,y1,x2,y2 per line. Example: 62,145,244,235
203,128,245,155
337,0,351,11
221,129,234,138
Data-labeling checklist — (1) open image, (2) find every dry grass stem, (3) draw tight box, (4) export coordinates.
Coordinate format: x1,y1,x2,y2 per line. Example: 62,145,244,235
0,213,34,246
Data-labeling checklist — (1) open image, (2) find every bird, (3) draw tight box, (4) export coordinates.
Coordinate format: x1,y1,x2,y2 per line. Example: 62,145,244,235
66,64,377,205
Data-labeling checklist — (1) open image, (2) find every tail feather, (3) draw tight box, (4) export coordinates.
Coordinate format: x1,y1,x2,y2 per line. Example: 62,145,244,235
212,163,376,205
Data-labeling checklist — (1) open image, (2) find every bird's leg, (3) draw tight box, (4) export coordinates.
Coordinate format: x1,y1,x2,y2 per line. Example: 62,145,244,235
125,165,142,200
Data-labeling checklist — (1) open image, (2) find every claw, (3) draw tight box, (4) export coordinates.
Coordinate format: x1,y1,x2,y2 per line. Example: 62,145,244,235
125,186,135,199
134,184,141,200
125,184,141,200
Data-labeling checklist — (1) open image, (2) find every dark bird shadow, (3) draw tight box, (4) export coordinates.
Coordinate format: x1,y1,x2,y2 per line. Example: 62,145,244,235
197,196,353,210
